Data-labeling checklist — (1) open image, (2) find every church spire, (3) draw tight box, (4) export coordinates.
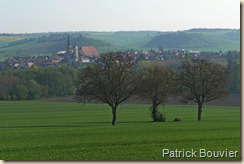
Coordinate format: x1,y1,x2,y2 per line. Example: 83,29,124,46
66,34,71,55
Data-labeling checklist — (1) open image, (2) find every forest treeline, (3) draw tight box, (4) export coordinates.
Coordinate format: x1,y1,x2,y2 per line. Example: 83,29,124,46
0,51,240,101
0,66,75,100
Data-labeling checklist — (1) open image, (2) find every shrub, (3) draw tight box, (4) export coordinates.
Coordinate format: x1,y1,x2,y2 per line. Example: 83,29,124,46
151,109,166,122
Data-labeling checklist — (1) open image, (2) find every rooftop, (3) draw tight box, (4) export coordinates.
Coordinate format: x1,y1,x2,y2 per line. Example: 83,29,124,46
81,46,99,57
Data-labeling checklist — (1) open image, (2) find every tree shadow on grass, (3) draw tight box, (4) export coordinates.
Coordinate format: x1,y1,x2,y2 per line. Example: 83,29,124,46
118,121,152,124
0,121,153,129
0,123,105,129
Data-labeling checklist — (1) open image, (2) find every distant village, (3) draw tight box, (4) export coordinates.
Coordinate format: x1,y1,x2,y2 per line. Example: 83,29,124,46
0,35,227,71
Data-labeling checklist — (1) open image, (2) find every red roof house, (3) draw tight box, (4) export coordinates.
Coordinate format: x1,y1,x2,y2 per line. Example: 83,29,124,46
81,46,99,57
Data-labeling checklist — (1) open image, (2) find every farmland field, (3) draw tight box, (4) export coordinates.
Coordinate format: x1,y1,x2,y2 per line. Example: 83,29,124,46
0,101,240,160
86,31,157,51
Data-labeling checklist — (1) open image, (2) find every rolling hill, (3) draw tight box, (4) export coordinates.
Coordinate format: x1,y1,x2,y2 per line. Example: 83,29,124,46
0,29,240,61
145,29,240,51
0,33,111,60
84,31,159,51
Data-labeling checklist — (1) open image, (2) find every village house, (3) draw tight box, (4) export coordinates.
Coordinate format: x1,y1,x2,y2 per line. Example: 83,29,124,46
52,35,100,66
0,35,225,70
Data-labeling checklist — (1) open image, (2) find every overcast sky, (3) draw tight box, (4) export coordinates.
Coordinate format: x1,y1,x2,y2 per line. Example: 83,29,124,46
0,0,240,33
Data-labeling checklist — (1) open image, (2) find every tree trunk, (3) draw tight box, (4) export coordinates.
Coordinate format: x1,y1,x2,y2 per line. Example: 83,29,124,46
152,104,157,122
197,103,203,121
112,107,117,125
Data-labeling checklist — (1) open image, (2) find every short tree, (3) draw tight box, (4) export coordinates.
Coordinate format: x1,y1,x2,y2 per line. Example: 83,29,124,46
137,62,177,122
75,52,138,125
178,59,229,121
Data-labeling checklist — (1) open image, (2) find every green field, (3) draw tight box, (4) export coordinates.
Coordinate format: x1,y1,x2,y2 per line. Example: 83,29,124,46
0,101,240,160
86,31,157,51
88,30,240,52
186,30,240,51
0,36,26,48
0,29,240,60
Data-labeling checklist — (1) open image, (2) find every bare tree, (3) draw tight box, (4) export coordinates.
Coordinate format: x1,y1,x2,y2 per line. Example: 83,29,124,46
137,62,177,122
178,59,229,121
75,52,138,125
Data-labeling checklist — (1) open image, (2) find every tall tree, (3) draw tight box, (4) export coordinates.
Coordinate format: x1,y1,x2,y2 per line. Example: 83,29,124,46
15,85,28,100
75,52,138,125
137,62,177,122
227,61,240,93
225,51,240,93
0,74,21,100
178,59,229,121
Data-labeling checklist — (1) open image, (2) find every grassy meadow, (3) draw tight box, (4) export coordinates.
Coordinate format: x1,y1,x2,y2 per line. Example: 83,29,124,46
0,36,26,48
86,31,157,52
0,101,240,160
0,29,240,61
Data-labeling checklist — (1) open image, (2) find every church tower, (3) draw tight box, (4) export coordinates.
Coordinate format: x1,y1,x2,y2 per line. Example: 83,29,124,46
65,34,73,62
66,35,71,55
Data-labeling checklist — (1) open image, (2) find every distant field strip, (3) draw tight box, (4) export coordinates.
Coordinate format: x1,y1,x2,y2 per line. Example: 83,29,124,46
0,101,240,160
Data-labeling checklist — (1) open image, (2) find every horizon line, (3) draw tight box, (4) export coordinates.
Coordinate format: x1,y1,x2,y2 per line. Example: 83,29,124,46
0,27,240,35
